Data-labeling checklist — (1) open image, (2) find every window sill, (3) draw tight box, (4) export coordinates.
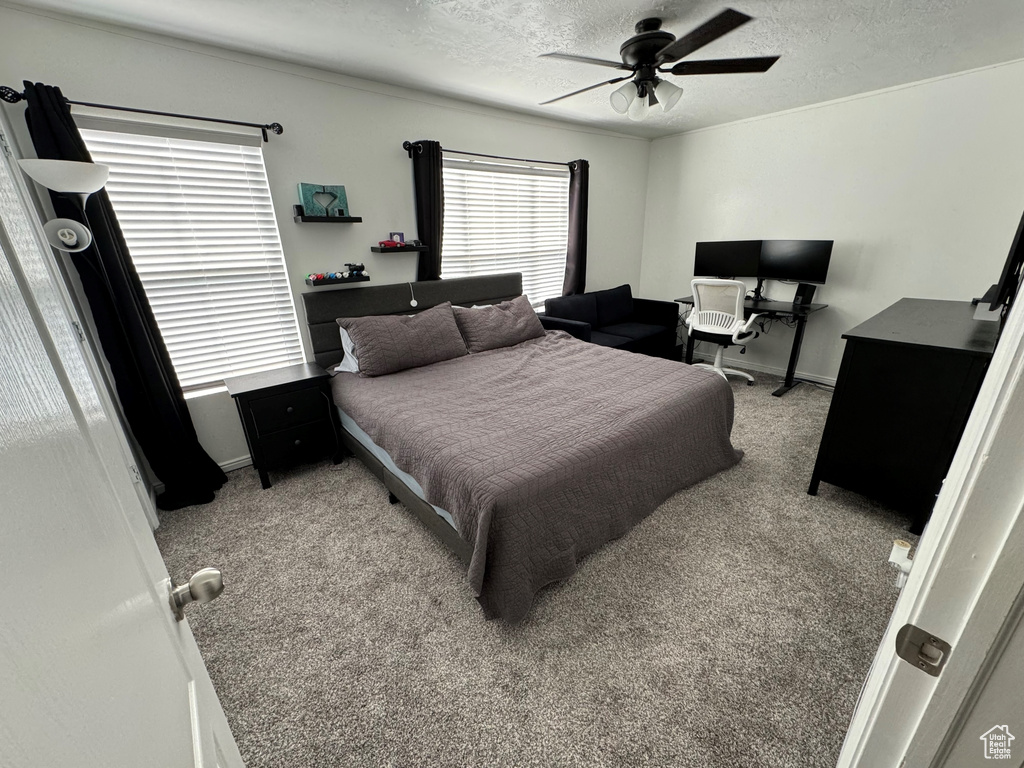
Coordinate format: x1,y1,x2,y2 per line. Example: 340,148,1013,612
183,384,228,400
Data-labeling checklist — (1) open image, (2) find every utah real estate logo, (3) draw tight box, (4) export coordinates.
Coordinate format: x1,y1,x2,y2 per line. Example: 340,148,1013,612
980,725,1014,760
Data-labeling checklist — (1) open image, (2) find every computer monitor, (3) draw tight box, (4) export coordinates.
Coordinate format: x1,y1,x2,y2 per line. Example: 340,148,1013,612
989,208,1024,318
758,240,834,285
693,240,762,278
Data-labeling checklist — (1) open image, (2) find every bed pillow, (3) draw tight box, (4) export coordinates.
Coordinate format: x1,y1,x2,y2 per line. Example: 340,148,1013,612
336,302,468,377
333,327,360,374
453,295,546,353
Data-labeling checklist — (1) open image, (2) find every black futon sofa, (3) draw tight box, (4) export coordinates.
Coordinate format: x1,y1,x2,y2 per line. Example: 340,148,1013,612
540,284,679,358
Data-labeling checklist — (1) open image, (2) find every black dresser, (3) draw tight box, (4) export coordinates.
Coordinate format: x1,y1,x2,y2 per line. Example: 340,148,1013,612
225,363,343,489
808,299,999,532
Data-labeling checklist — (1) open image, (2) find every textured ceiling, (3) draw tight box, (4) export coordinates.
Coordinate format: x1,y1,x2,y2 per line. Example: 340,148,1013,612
14,0,1024,138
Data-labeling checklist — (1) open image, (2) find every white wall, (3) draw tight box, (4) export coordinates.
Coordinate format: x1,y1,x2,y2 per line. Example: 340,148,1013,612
0,5,651,466
640,60,1024,382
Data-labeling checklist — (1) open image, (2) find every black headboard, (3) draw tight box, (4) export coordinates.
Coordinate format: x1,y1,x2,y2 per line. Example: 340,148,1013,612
301,273,524,369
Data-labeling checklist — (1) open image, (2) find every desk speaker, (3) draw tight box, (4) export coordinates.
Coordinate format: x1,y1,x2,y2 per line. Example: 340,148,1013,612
794,283,816,305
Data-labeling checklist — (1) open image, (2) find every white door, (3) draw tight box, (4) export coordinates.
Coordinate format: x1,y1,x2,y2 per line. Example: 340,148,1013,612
0,132,243,767
838,273,1024,765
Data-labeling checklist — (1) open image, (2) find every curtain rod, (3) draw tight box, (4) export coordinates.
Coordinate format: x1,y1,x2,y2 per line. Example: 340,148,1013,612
403,141,568,168
0,85,283,142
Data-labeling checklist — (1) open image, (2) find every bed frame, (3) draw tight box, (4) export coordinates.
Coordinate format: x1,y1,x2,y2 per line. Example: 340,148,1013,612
300,273,524,566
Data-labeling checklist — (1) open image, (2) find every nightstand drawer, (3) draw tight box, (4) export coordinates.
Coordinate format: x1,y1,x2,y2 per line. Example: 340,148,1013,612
260,422,332,468
249,387,324,435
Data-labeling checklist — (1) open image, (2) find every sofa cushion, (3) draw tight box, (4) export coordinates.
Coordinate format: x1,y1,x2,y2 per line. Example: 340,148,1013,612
589,330,632,348
545,293,598,327
599,322,670,342
594,284,634,327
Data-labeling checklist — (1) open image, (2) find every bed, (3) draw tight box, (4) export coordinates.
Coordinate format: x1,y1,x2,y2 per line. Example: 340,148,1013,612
302,274,742,623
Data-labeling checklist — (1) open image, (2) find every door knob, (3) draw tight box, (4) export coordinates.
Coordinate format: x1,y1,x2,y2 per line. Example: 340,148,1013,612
170,567,224,621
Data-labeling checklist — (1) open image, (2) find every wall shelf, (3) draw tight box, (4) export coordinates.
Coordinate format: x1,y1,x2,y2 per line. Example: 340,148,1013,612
304,275,370,287
370,245,428,253
293,204,361,223
294,215,363,223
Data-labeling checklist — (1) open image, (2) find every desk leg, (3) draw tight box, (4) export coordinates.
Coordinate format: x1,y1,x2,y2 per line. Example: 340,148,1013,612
772,314,808,397
685,335,695,365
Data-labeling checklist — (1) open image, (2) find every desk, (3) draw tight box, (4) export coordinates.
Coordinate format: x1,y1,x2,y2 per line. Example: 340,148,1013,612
675,296,828,397
808,299,998,532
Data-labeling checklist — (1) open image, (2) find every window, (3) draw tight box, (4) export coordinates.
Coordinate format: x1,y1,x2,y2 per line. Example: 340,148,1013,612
441,153,569,307
80,128,302,396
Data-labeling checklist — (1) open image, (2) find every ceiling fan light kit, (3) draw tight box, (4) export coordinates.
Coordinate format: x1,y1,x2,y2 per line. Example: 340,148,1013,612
541,8,779,121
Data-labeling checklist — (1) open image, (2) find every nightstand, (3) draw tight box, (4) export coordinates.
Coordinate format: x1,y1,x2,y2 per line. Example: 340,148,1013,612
225,363,343,489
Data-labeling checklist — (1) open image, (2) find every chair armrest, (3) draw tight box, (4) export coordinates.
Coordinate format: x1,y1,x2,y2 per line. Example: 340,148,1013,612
732,313,763,344
539,314,592,342
631,298,681,329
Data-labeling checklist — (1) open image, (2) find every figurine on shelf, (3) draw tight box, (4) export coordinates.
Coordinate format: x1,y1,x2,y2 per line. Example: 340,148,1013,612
377,240,403,249
345,263,366,277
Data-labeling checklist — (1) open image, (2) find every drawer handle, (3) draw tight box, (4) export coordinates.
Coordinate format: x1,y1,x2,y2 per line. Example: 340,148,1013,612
294,439,302,446
286,406,294,414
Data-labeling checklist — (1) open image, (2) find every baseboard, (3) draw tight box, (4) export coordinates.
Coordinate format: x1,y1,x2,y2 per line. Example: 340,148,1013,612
152,454,252,495
220,454,254,473
690,354,837,387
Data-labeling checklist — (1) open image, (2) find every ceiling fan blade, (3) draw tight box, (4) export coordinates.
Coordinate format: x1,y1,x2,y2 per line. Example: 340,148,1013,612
539,76,631,106
656,8,752,63
666,56,780,76
540,52,629,70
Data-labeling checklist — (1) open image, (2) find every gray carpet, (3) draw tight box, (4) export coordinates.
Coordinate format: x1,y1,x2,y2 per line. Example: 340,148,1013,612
156,373,913,768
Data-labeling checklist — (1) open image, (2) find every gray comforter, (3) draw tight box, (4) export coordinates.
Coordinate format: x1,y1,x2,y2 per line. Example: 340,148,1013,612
331,331,742,623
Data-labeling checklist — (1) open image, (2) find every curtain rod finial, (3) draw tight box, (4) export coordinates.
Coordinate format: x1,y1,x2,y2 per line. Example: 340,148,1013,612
268,123,283,135
0,86,24,104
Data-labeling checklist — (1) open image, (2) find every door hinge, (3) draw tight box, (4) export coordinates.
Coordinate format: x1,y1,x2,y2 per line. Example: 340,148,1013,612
0,129,11,158
71,320,85,342
896,624,952,677
128,464,143,484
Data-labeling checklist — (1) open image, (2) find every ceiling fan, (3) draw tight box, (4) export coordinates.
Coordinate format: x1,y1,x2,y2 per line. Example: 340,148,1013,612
540,8,779,120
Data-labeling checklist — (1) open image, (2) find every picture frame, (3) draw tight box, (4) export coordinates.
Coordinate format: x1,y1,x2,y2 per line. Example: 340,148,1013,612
297,183,349,217
388,231,405,244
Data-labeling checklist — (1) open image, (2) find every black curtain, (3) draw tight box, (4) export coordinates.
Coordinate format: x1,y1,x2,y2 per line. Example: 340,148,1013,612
562,159,589,296
405,139,443,281
23,81,226,511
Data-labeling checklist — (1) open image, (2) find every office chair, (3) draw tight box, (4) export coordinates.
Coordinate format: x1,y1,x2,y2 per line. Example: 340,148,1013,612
686,279,762,384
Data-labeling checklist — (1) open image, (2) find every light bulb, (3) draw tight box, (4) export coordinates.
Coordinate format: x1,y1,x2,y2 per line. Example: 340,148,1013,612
609,81,637,115
656,80,684,112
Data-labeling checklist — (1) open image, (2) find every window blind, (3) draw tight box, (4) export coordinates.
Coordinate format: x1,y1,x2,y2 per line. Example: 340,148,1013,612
80,128,303,395
441,154,570,307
